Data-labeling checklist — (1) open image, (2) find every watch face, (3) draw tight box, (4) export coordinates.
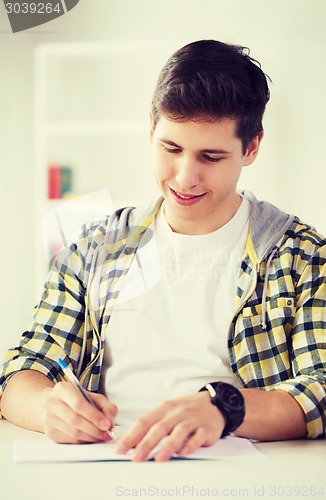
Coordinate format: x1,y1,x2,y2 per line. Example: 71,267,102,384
214,382,244,410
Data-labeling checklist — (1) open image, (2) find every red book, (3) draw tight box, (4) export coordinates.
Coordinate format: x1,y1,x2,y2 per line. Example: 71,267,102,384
48,165,61,199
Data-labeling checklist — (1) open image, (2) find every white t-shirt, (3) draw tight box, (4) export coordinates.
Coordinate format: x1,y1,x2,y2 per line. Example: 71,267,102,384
100,196,251,425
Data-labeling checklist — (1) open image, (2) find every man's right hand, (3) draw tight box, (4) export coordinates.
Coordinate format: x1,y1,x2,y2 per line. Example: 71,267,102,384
0,370,117,444
42,381,118,443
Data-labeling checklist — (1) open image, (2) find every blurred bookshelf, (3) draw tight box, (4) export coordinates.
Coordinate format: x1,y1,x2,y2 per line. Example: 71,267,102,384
33,40,181,298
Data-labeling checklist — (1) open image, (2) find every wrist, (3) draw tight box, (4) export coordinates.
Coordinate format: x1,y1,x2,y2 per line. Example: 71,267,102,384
39,385,55,432
201,389,227,428
199,382,245,437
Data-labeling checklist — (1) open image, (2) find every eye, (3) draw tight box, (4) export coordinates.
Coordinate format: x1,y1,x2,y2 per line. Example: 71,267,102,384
203,154,224,163
163,145,181,154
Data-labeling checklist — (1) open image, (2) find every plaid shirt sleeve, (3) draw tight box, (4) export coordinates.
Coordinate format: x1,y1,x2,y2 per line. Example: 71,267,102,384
0,222,97,405
268,243,326,438
231,227,326,439
0,207,156,407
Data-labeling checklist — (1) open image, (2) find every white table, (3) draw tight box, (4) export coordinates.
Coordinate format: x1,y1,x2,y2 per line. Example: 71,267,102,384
0,420,325,500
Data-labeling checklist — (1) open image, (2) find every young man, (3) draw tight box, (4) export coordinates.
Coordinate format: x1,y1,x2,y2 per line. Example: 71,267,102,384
0,40,325,461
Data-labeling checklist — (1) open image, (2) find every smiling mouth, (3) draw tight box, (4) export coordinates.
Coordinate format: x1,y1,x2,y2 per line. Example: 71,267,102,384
169,187,206,205
170,188,205,199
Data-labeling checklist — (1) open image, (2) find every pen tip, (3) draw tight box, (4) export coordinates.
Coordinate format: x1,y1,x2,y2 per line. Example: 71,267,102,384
109,429,117,440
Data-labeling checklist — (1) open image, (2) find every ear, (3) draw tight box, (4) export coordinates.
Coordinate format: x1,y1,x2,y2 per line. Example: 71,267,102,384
243,131,264,166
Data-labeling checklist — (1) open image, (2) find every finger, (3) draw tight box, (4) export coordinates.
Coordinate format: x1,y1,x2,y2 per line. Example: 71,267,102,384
89,392,118,426
115,417,154,457
116,404,170,454
130,399,221,462
55,382,112,432
116,399,184,458
44,399,111,443
128,403,193,461
45,416,82,444
152,419,201,462
46,415,111,444
176,427,211,457
47,383,114,440
130,419,175,461
154,421,220,461
87,392,118,439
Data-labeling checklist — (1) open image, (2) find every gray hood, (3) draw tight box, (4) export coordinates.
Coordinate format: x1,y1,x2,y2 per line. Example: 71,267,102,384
243,190,295,262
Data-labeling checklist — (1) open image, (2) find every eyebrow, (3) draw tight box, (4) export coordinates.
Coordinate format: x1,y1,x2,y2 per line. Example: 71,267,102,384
160,138,232,155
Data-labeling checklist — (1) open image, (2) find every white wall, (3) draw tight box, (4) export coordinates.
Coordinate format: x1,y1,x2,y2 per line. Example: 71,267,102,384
1,0,326,362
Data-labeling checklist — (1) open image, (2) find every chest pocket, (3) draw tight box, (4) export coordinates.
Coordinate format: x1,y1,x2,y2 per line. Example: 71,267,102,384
241,296,296,335
231,296,296,388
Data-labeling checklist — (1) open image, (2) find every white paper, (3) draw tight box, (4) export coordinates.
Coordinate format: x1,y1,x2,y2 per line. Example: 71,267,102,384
14,436,265,463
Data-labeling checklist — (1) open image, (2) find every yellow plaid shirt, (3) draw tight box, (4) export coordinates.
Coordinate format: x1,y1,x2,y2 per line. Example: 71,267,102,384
0,193,325,438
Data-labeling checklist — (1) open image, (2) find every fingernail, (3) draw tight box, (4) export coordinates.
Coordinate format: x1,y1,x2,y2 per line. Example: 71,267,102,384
155,450,170,462
99,419,110,430
115,443,127,454
132,449,146,462
179,446,190,456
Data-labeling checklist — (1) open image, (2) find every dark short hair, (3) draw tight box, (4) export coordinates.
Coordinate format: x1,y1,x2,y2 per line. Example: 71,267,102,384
151,39,271,152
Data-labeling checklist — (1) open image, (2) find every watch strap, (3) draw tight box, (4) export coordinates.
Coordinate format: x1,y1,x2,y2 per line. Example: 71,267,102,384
200,382,245,436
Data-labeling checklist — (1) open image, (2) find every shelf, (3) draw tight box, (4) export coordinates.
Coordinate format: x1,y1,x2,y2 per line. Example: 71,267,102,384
33,40,173,299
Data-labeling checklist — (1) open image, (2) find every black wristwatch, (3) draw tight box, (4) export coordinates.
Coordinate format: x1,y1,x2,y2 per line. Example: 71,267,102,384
199,382,245,436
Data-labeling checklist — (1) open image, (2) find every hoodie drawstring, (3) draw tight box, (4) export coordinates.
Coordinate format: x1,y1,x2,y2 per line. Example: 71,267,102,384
261,247,278,330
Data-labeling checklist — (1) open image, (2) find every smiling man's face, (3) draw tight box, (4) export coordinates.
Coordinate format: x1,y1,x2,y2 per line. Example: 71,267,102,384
151,115,262,235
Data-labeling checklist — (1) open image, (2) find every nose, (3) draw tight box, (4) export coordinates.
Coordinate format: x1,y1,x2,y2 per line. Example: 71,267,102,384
175,156,200,191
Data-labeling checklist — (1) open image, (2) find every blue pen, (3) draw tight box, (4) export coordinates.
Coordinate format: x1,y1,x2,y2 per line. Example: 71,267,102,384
57,358,116,440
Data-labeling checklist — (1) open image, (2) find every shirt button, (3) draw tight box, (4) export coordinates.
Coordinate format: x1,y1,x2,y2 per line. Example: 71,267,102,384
287,299,293,306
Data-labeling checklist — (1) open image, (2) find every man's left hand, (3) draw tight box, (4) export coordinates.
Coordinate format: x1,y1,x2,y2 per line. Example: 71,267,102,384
115,391,226,461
